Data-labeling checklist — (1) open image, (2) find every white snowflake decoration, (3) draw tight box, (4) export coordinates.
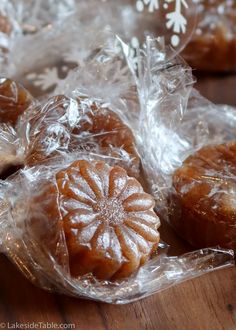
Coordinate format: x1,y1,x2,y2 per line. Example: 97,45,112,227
136,0,159,12
25,48,96,94
24,0,191,95
166,0,188,33
135,0,189,47
25,48,84,94
26,67,59,91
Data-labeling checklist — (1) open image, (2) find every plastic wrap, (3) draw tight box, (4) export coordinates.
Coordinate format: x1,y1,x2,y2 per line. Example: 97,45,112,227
0,0,197,98
0,77,140,181
0,34,234,304
6,19,110,98
71,0,197,50
182,0,236,72
0,0,75,34
0,0,75,67
170,140,236,251
0,165,233,303
127,36,236,251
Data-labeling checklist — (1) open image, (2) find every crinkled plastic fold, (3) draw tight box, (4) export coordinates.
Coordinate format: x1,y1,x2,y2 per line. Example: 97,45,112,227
124,37,236,213
0,0,197,96
0,34,234,304
0,162,234,304
125,36,236,251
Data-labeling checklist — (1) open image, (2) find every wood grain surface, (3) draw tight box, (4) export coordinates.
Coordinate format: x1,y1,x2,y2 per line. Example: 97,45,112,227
0,74,236,330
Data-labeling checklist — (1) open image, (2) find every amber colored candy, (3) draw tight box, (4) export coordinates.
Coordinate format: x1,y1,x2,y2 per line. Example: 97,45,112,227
25,95,72,165
182,1,236,72
0,14,12,35
170,141,236,250
27,96,140,177
71,98,140,177
56,160,160,280
183,24,236,72
28,181,69,268
0,78,34,125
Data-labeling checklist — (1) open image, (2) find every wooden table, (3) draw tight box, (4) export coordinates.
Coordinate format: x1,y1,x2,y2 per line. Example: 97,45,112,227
0,74,236,330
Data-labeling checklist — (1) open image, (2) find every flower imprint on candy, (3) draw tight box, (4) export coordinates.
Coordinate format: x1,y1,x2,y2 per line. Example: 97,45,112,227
56,160,160,280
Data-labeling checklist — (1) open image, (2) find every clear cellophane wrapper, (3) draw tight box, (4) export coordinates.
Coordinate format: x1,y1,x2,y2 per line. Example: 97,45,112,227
0,0,198,98
0,0,75,70
0,32,234,304
182,0,236,72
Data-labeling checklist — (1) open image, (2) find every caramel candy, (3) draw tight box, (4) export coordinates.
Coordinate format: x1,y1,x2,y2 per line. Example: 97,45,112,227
0,79,34,179
27,96,140,177
182,1,236,72
71,98,140,177
0,13,12,36
55,160,160,280
0,78,34,125
25,95,72,165
170,141,236,250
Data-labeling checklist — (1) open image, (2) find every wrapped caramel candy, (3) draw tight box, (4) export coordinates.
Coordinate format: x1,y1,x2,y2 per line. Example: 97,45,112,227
26,95,141,178
0,90,140,180
182,0,236,72
0,0,198,97
0,78,34,179
32,160,160,281
170,141,236,251
0,78,33,125
0,36,233,305
0,13,12,35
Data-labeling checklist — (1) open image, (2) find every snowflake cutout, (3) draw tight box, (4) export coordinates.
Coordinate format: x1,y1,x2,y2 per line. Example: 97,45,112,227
165,0,188,33
136,0,159,12
166,0,189,47
135,0,189,47
26,67,59,91
25,47,94,95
